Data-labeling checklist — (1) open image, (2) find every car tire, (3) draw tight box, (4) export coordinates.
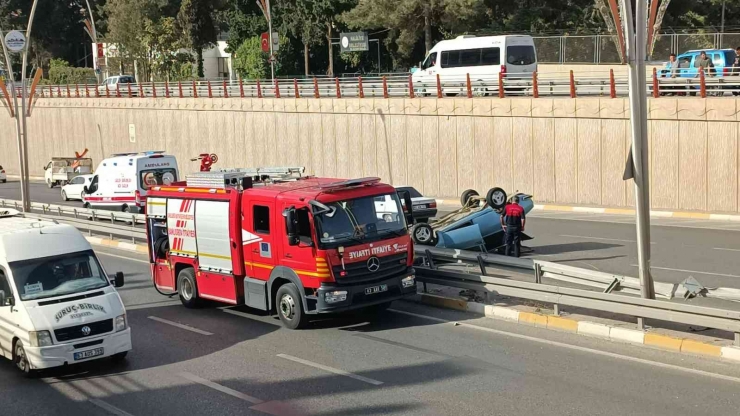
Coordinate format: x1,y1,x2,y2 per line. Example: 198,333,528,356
178,268,202,309
486,187,508,210
62,190,69,201
460,189,480,208
276,283,308,329
14,340,35,377
411,223,437,245
1,179,6,183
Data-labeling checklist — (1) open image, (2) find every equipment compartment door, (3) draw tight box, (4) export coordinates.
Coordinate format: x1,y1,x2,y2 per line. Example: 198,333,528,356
167,198,197,257
195,200,233,274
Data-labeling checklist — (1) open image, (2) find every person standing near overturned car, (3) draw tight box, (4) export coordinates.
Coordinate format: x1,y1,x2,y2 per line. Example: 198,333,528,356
500,195,526,258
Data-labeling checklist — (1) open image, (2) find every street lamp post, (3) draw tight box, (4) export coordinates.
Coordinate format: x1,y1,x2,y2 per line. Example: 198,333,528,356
1,0,41,213
621,0,656,321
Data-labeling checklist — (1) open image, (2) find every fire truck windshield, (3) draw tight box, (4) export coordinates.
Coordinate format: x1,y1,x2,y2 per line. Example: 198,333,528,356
314,193,407,247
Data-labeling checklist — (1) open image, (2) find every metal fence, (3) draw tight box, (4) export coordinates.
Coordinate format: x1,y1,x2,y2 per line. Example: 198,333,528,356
535,32,740,64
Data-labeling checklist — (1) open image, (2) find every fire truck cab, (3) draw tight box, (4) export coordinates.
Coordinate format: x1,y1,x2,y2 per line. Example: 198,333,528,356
145,168,417,329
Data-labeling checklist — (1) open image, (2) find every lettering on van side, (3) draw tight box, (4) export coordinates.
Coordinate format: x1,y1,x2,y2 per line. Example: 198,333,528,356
55,303,107,322
144,162,171,168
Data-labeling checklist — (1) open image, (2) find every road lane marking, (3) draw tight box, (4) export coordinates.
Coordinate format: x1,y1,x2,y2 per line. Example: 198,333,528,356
89,399,136,416
630,265,740,279
388,309,740,384
714,247,740,252
147,316,213,335
126,300,181,311
97,251,149,264
352,333,454,358
277,353,384,386
560,234,657,244
179,372,263,404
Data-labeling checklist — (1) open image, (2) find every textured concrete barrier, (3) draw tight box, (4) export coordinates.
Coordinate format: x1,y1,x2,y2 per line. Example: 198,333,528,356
0,97,738,214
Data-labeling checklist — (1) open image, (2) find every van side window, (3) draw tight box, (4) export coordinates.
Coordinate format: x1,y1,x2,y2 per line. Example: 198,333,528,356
254,205,270,234
481,48,501,65
678,57,691,69
0,269,12,306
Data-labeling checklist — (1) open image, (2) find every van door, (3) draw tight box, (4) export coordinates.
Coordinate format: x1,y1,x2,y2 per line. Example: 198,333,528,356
505,39,537,74
0,267,15,358
242,198,277,282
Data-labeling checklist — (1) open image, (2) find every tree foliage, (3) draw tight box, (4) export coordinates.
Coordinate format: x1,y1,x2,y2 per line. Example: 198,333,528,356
178,0,219,77
232,35,292,79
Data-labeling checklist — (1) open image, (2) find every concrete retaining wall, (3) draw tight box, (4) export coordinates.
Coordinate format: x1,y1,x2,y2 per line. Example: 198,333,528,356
1,97,738,213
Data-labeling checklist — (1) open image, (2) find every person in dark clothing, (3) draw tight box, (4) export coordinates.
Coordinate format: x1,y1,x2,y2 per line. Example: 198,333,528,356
500,195,526,258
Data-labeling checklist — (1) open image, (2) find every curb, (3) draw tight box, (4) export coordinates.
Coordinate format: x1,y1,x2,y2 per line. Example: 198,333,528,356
434,200,740,222
86,236,148,254
419,293,740,363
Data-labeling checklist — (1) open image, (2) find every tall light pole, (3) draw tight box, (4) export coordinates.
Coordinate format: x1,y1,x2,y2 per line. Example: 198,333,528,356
621,0,656,317
721,0,727,47
1,0,41,212
257,0,275,81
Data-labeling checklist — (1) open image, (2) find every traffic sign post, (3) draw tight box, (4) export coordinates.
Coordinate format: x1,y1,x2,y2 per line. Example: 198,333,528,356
257,0,276,81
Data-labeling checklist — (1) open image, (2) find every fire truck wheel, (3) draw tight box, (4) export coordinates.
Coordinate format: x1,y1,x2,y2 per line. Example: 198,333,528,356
411,223,437,246
460,189,479,208
276,283,308,330
178,268,202,308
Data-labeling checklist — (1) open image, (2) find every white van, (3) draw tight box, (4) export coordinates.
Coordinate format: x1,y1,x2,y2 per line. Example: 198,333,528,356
83,151,179,214
412,35,538,95
0,209,131,375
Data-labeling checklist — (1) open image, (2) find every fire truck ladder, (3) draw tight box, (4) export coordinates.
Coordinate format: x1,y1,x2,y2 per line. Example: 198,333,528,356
185,166,306,189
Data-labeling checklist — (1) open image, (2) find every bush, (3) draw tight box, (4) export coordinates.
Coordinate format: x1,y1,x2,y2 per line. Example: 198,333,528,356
48,59,97,85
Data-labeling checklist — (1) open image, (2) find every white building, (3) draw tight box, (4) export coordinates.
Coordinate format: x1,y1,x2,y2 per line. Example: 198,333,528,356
93,38,234,81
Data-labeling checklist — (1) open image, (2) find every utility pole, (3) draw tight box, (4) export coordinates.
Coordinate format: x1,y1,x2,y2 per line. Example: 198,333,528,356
621,0,656,320
721,0,727,47
257,0,275,81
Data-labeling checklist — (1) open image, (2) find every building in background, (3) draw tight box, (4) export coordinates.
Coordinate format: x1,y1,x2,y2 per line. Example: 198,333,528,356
92,37,234,82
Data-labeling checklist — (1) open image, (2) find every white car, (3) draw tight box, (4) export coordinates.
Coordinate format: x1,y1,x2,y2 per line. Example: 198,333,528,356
61,174,93,201
0,165,6,183
98,75,137,96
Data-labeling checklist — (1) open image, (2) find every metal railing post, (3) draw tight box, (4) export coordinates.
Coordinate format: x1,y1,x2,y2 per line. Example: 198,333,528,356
569,70,576,98
699,68,707,98
313,78,320,98
382,76,388,98
436,74,443,98
192,80,198,98
165,80,170,98
408,75,415,98
466,73,473,98
274,79,281,98
257,79,263,98
207,80,212,98
178,81,183,98
294,79,300,98
127,83,132,98
609,69,617,98
532,71,539,98
652,67,660,98
335,77,341,98
223,80,228,98
498,72,505,98
358,76,364,98
239,78,245,98
152,82,157,98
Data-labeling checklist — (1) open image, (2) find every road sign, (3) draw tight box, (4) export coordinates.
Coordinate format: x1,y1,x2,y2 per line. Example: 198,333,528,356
340,32,369,53
261,33,269,52
4,30,26,53
272,32,279,52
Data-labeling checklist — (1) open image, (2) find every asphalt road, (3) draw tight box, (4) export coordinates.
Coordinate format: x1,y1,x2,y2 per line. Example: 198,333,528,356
3,246,740,416
4,179,740,291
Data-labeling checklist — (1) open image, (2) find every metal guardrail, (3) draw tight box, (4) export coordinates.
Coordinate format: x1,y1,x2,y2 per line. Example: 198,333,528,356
415,246,740,345
0,199,146,243
24,71,740,100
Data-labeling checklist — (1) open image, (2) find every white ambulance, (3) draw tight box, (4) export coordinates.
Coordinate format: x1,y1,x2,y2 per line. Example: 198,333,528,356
0,209,131,375
83,151,179,214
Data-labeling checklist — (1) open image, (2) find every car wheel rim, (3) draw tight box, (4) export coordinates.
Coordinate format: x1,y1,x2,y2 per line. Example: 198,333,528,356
15,345,27,372
181,278,193,300
493,192,505,205
280,294,296,321
416,227,430,241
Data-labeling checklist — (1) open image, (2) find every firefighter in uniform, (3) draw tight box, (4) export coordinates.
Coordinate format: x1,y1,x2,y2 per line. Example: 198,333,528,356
500,195,526,257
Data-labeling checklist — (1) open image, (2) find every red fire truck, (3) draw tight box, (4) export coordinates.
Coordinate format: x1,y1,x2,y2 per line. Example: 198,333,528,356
145,167,417,329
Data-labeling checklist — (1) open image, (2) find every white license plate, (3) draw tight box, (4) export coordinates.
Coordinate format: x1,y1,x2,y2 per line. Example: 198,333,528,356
74,347,104,361
365,284,388,295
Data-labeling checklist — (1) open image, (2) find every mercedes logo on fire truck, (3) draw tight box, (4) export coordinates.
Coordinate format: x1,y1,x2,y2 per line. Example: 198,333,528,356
367,257,380,272
81,326,92,336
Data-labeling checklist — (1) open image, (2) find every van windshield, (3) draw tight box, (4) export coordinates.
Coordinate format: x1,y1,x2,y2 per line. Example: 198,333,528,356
10,250,108,301
141,168,177,190
314,193,407,248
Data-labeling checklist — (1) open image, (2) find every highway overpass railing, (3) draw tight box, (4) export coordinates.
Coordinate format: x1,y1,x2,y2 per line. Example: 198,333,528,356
24,69,740,100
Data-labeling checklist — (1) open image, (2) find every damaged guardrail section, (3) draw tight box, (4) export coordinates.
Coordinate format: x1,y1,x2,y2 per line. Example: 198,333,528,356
415,246,740,346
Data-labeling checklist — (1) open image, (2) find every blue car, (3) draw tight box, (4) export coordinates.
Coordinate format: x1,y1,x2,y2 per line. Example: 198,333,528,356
661,49,738,78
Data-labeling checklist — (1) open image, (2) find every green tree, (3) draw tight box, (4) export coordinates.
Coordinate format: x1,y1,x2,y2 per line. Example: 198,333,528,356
232,35,293,79
143,17,194,81
178,0,219,78
343,0,486,66
276,0,357,76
